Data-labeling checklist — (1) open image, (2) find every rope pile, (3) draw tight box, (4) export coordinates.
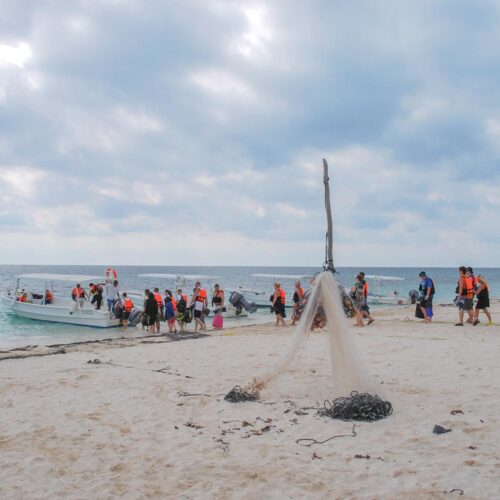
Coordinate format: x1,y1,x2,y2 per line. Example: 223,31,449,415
319,391,393,422
224,385,258,403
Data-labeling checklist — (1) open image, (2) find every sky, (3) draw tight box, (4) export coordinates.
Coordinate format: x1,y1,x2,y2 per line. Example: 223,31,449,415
1,0,500,267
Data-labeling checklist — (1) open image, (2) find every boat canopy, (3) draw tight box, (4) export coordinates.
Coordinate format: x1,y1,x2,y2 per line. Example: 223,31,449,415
16,273,104,282
138,273,221,280
364,275,405,281
251,273,313,280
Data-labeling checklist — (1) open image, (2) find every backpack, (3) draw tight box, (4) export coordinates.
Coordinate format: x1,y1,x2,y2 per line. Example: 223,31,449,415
183,308,193,323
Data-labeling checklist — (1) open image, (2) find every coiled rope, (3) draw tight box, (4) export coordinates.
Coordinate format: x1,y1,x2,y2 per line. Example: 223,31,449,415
319,391,393,422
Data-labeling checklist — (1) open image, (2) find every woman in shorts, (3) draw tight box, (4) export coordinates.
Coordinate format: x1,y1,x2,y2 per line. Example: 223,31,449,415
144,292,158,333
192,287,207,332
473,275,493,326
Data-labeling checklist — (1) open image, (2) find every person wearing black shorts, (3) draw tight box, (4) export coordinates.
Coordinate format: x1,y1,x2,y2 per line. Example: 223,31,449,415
144,292,158,333
473,275,493,326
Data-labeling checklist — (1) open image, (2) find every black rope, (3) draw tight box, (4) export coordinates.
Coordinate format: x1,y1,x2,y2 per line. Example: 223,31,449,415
224,385,258,403
319,392,393,422
296,424,357,447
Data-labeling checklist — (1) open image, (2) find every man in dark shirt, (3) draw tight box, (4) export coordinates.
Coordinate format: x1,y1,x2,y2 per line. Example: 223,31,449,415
418,271,434,323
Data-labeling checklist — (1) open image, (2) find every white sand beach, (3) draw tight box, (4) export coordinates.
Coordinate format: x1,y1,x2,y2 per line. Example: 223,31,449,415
1,303,499,499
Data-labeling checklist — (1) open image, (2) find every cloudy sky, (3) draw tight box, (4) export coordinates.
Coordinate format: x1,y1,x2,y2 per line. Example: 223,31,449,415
1,0,500,267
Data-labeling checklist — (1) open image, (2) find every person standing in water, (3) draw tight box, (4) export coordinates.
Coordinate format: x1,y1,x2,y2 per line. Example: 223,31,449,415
176,288,189,332
455,266,474,326
121,292,134,329
473,275,493,326
105,280,119,312
272,282,287,327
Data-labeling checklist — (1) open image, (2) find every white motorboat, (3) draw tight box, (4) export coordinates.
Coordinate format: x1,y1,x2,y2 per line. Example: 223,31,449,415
1,274,122,328
226,273,314,309
138,273,249,318
363,275,416,306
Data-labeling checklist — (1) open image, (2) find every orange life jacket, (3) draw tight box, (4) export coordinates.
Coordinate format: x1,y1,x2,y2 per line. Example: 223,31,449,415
279,289,286,304
170,295,177,311
19,295,27,302
154,292,164,306
45,292,53,302
72,287,84,298
363,282,369,297
123,298,134,312
462,276,474,298
181,293,188,303
197,288,207,301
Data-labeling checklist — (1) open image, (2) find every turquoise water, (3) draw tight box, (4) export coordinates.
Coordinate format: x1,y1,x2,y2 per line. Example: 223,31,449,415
1,265,498,349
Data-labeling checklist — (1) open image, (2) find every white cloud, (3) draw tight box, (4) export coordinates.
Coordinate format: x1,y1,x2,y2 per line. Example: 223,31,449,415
0,42,31,68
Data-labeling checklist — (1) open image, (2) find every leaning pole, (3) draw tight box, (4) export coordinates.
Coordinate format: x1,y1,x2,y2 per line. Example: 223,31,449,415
323,159,335,273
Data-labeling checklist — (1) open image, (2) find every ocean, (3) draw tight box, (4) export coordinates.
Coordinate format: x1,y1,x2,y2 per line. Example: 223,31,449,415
1,265,498,349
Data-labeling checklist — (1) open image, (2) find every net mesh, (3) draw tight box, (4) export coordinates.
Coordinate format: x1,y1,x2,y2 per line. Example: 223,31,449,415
246,271,376,398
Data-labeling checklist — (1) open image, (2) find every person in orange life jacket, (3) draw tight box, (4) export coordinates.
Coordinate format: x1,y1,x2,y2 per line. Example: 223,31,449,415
153,287,164,333
455,266,474,326
72,283,88,308
473,275,493,326
291,281,304,325
418,271,435,323
467,267,479,290
164,289,176,312
272,282,287,327
18,292,28,303
175,288,189,333
121,292,134,329
164,295,177,333
358,272,375,325
89,283,103,310
212,284,225,313
44,289,53,305
192,285,207,332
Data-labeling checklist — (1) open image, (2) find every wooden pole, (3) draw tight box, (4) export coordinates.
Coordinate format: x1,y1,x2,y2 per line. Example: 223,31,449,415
323,159,335,273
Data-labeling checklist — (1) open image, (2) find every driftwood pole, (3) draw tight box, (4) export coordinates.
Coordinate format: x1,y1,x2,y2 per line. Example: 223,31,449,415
323,159,335,273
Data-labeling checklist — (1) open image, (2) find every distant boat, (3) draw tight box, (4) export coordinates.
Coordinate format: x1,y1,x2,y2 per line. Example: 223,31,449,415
362,275,417,306
1,274,122,328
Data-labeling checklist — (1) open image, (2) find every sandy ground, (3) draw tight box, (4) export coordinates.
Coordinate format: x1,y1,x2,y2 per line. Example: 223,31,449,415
0,303,499,499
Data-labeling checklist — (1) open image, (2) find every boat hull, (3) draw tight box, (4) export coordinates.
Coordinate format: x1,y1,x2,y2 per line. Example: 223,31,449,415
1,295,121,328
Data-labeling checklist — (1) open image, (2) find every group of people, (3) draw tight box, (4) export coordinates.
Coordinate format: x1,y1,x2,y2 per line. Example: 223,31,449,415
453,266,492,326
141,282,225,334
414,267,493,326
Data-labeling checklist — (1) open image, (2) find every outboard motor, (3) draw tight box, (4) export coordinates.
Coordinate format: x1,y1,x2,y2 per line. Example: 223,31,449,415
229,291,258,314
408,289,419,304
128,309,142,327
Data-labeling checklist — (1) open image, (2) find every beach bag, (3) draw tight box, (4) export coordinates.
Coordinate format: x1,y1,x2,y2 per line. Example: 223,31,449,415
212,312,223,329
415,303,424,319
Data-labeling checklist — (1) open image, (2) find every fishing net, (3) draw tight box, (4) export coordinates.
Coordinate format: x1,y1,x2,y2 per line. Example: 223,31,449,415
225,272,392,419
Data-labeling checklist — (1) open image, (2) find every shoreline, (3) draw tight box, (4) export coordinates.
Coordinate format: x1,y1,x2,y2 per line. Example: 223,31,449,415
1,300,498,362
